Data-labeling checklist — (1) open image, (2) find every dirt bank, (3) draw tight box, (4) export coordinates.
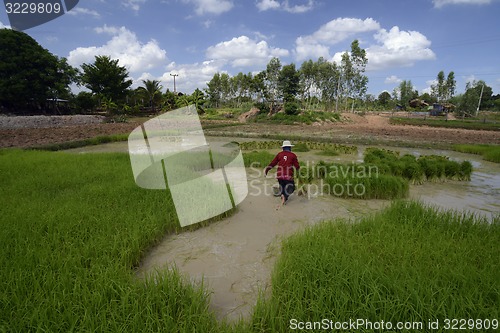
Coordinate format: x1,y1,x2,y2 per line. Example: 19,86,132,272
204,113,500,146
1,113,499,148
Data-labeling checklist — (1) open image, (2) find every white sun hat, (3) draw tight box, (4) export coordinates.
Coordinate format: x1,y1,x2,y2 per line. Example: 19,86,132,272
281,140,294,147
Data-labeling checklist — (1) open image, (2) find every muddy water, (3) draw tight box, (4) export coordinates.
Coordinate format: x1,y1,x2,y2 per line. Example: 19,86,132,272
135,176,389,322
66,139,499,322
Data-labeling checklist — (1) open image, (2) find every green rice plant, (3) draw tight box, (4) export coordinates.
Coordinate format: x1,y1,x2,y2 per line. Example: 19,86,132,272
292,142,310,152
453,144,500,163
315,149,339,156
0,150,238,332
31,134,129,151
239,140,357,155
484,148,500,163
402,162,425,184
324,173,409,199
363,147,399,164
366,148,472,183
242,150,275,168
251,201,500,332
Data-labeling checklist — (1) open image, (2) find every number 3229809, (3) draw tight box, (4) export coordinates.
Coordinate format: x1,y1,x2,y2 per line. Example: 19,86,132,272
5,2,62,14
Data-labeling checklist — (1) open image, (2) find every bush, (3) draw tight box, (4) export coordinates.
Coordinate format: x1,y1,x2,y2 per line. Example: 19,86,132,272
284,101,300,115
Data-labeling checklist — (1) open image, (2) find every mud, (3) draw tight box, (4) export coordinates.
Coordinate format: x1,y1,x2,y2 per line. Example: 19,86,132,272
135,176,389,322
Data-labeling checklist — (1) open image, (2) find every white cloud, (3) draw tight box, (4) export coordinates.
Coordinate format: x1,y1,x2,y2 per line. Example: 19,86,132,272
366,26,436,70
385,75,402,84
256,0,315,13
464,74,477,84
295,37,330,61
0,21,11,29
206,35,289,67
67,7,101,17
183,0,234,15
283,0,315,13
294,18,380,61
123,0,146,12
433,0,491,8
160,60,225,93
67,25,167,74
256,0,280,11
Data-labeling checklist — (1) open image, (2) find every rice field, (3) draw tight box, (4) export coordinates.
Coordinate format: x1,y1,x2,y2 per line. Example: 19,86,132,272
251,201,499,332
453,144,500,163
239,140,357,154
1,148,496,332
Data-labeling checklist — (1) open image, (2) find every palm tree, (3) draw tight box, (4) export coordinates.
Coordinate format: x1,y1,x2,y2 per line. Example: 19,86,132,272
138,80,163,113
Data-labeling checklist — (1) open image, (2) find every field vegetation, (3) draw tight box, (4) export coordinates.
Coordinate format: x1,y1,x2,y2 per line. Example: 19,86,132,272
251,201,499,331
0,150,232,332
0,149,496,331
453,144,500,163
390,117,500,131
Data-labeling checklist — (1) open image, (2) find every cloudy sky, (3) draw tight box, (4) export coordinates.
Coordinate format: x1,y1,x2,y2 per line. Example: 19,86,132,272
1,0,500,97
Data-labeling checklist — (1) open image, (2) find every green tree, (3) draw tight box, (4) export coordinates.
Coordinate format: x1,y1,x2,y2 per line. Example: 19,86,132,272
0,29,77,112
458,80,493,117
339,40,368,111
80,55,132,104
190,88,206,114
431,71,456,102
445,71,456,101
265,57,282,110
206,73,222,108
138,79,163,113
251,71,267,103
431,71,446,102
395,80,417,109
278,63,300,103
315,57,340,111
299,59,318,110
378,91,392,107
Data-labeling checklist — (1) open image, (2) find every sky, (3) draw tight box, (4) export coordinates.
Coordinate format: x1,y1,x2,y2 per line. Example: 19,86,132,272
1,0,500,97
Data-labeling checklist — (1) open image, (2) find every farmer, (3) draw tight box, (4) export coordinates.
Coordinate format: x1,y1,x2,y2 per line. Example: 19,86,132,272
265,140,300,206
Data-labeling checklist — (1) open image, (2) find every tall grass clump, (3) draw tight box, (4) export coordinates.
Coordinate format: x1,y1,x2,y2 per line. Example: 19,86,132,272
239,140,357,154
365,148,472,183
243,150,275,168
0,150,236,332
454,144,500,163
251,201,499,332
324,172,409,199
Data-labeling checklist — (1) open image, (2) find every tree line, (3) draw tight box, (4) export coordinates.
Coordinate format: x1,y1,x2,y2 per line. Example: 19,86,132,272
205,40,369,114
1,28,499,116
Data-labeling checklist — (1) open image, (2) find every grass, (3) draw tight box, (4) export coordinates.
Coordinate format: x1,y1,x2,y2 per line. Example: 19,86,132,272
239,140,357,154
253,111,340,125
0,150,235,332
251,200,500,332
0,149,497,331
453,144,500,163
364,148,472,183
389,117,500,131
30,134,129,151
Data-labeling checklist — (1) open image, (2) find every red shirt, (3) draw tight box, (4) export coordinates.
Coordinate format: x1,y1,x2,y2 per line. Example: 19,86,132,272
265,151,300,180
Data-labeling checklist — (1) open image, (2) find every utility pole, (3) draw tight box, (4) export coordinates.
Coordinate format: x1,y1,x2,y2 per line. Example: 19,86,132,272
170,73,178,94
476,83,484,117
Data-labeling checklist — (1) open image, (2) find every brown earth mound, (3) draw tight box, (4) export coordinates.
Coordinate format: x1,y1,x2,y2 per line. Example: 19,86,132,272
1,113,499,148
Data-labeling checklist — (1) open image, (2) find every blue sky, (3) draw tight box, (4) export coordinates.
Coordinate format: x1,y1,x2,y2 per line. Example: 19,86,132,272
1,0,500,97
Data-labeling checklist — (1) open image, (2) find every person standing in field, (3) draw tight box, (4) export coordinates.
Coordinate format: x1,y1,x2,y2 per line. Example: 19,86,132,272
265,140,300,207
